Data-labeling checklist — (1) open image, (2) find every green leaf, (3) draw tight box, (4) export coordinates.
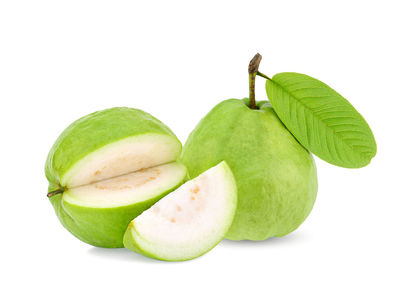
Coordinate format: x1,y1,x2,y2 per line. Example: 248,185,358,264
265,72,377,168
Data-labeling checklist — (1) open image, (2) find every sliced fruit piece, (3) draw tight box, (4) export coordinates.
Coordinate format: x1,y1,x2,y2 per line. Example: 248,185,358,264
46,107,186,247
123,161,237,261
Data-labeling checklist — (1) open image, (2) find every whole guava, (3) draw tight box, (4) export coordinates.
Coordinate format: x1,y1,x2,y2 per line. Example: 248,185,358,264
180,98,318,240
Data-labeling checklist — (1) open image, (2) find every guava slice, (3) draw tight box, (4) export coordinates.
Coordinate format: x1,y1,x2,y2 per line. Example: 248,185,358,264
123,161,237,261
46,107,187,247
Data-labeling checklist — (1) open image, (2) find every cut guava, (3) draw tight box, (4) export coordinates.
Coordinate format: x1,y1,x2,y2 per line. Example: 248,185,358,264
123,161,237,261
46,107,187,247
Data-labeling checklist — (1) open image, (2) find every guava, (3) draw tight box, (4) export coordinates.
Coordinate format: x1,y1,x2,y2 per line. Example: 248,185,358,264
180,99,318,240
46,107,187,248
180,54,317,240
123,161,237,261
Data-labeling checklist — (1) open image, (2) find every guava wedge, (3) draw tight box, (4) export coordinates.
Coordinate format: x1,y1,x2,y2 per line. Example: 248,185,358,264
123,161,237,261
46,107,187,248
180,99,318,241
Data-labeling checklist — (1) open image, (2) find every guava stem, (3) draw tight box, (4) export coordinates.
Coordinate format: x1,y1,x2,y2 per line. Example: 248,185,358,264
248,53,262,109
47,188,64,198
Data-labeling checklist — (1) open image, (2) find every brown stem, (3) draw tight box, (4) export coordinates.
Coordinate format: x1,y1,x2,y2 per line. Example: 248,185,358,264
248,53,262,109
47,188,64,198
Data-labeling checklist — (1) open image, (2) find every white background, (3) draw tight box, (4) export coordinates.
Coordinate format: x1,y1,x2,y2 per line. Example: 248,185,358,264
1,1,399,281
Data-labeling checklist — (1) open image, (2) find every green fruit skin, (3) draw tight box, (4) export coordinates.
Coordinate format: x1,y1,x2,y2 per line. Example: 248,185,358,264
49,177,186,248
180,99,318,241
123,224,177,261
46,107,184,247
123,222,211,261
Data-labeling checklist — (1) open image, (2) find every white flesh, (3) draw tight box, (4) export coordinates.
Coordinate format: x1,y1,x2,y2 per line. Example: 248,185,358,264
62,134,181,188
127,162,236,260
63,162,187,208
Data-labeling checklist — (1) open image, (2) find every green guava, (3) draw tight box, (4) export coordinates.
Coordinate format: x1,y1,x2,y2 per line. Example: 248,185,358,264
123,161,237,261
46,107,187,248
180,99,318,240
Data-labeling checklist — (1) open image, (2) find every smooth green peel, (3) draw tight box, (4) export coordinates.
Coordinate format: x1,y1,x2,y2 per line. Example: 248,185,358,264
180,99,318,240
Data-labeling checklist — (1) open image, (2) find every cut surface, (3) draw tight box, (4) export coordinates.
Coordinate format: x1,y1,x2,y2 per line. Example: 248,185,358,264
63,162,187,208
123,161,237,261
62,134,181,188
